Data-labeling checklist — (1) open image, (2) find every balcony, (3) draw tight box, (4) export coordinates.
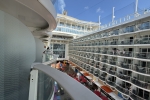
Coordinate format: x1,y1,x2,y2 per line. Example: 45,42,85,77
118,62,132,69
131,64,150,74
95,50,100,53
102,50,107,54
95,63,100,68
90,56,94,59
101,67,106,71
115,84,129,95
94,71,99,77
31,63,101,100
131,77,150,90
119,39,134,45
101,59,107,63
86,66,90,71
83,65,86,69
134,37,150,44
118,51,133,57
99,75,106,81
116,73,130,81
110,41,118,45
100,50,103,53
109,60,117,65
90,62,94,66
139,22,150,30
108,50,118,55
104,42,109,45
135,52,150,59
106,79,115,87
89,68,94,74
129,91,148,100
55,26,89,35
95,58,100,61
111,31,119,36
109,69,116,75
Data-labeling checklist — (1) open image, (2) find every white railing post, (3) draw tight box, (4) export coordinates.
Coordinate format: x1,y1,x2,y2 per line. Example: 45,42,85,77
28,70,38,100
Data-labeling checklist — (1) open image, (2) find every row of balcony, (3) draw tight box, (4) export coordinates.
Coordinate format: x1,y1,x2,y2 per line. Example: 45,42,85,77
69,53,150,74
70,37,150,46
69,58,150,100
69,56,150,90
69,49,150,60
70,58,150,100
54,26,92,35
72,21,150,43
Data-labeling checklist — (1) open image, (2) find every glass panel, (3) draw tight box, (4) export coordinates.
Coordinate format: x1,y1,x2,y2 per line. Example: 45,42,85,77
37,70,54,100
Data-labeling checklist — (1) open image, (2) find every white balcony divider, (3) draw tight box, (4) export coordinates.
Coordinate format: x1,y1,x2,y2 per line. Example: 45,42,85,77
28,70,38,100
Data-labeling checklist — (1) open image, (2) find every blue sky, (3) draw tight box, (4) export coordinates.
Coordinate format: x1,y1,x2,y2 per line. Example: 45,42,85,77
55,0,150,24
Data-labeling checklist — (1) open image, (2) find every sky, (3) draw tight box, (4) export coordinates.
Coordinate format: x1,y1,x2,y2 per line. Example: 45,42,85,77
55,0,150,24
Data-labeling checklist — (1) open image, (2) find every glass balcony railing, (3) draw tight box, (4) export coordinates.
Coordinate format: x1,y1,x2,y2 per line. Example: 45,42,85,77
104,42,109,45
95,64,100,68
131,64,150,74
109,41,118,45
122,26,136,33
101,59,107,63
115,84,129,95
109,60,117,65
139,23,150,30
135,52,150,59
86,66,90,71
107,50,118,55
95,58,100,61
89,68,94,74
119,39,134,45
37,70,55,100
118,51,133,57
94,71,99,77
134,37,150,44
102,50,107,54
117,62,132,69
106,80,115,87
99,75,106,81
70,37,150,46
31,62,101,100
42,51,58,63
129,91,147,100
54,26,91,35
101,67,106,71
131,77,150,90
108,69,116,75
116,73,130,81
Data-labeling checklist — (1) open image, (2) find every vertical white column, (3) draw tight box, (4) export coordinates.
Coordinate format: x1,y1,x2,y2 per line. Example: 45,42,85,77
135,0,138,14
99,16,101,30
112,7,115,23
65,43,69,60
84,25,85,34
28,70,38,100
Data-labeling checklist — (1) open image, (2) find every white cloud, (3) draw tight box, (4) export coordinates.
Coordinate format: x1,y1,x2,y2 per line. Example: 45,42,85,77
58,0,66,13
84,6,89,10
96,7,104,13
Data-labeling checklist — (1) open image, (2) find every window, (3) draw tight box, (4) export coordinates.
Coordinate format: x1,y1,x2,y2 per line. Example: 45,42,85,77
52,44,65,58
